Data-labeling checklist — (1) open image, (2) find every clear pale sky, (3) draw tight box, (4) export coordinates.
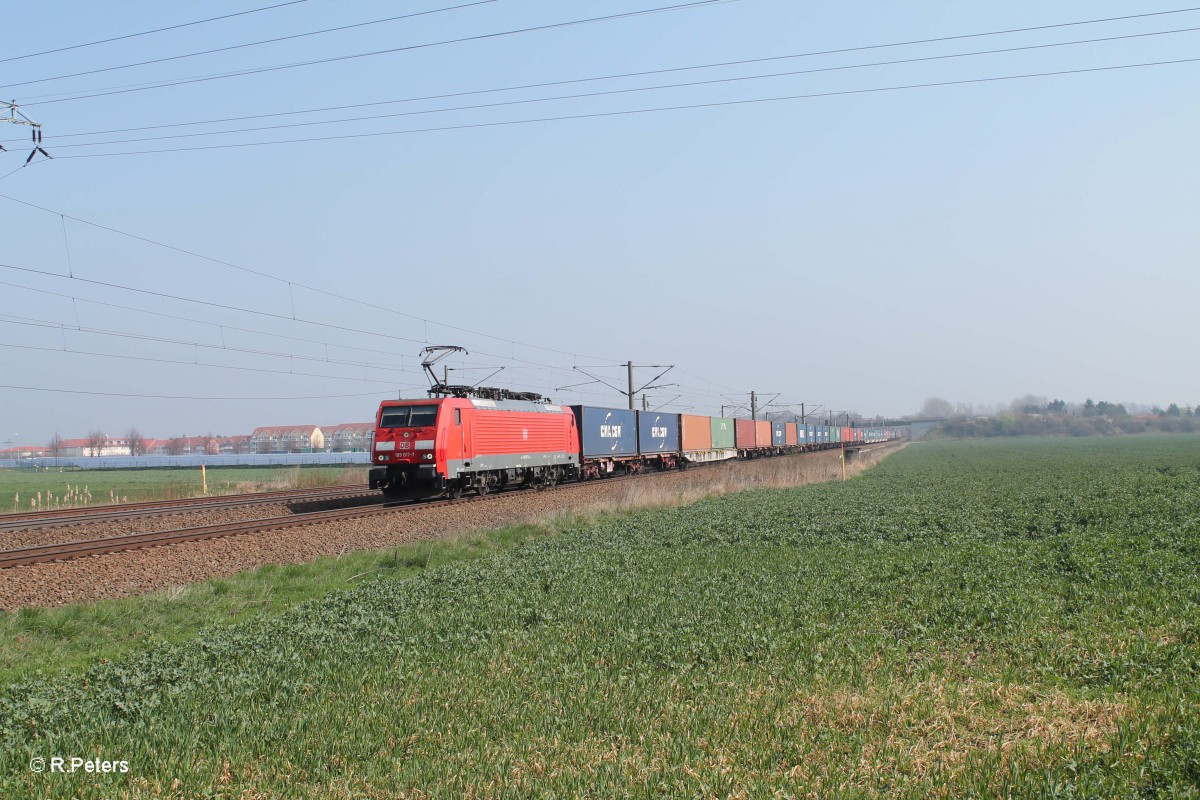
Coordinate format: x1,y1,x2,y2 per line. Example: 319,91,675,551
1,0,1197,446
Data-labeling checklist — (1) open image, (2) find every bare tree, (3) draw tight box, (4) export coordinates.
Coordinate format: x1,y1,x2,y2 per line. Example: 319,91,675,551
47,432,64,458
86,430,107,457
203,432,220,455
166,437,186,456
127,427,145,456
918,398,955,419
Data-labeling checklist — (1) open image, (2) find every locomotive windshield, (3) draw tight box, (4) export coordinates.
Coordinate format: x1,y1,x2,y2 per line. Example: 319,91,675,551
379,405,438,428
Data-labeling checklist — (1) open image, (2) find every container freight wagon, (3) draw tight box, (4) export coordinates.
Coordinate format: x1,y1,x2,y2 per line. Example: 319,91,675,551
784,422,798,446
636,410,680,469
571,405,638,478
681,414,738,465
371,398,579,500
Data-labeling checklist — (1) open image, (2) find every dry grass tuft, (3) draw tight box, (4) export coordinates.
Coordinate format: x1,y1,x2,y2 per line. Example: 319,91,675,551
535,444,904,528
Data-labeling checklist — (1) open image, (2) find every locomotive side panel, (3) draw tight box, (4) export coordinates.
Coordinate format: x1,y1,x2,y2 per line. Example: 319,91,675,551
452,401,578,476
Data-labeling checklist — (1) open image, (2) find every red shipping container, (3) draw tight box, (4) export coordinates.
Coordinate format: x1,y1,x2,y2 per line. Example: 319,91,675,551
755,420,772,447
785,423,798,446
680,414,712,451
734,418,757,449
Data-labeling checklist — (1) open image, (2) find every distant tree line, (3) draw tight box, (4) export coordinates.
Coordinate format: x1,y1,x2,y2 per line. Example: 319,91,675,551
932,397,1198,438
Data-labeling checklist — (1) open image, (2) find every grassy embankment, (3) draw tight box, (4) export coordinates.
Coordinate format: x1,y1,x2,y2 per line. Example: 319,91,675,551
0,465,368,511
2,436,1198,797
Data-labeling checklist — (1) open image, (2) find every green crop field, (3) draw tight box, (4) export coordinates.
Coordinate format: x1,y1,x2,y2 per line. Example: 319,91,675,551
2,436,1198,798
0,465,368,511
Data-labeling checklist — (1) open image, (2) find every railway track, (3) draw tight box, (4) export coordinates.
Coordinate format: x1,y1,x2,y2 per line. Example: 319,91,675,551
0,484,375,533
0,493,494,570
0,443,901,571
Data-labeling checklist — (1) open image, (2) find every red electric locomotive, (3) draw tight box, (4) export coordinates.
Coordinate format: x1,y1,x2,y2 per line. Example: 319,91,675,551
369,397,580,500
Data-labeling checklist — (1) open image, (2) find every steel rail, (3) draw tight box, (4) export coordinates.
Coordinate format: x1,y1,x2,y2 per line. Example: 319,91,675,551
0,493,491,569
0,484,373,532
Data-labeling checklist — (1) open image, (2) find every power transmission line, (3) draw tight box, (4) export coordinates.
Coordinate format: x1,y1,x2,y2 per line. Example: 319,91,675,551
0,1,497,90
34,25,1200,152
42,56,1200,160
18,4,1200,138
18,0,737,106
0,1,309,65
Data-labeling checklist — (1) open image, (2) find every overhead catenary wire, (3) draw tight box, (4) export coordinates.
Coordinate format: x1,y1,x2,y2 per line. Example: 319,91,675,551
0,0,309,64
0,312,415,374
32,25,1200,151
0,339,422,389
17,0,738,106
0,194,625,365
18,4,1200,140
0,276,422,361
0,384,394,401
37,56,1200,160
0,259,640,383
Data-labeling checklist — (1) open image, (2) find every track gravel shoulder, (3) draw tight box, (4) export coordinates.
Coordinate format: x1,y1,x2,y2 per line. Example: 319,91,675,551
0,495,382,550
0,444,901,610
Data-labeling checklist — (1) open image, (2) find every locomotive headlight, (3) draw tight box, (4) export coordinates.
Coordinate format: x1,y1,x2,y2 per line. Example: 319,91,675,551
377,455,386,461
423,453,433,460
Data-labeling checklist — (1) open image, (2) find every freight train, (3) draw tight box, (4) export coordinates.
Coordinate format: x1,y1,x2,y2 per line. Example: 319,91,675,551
368,397,900,500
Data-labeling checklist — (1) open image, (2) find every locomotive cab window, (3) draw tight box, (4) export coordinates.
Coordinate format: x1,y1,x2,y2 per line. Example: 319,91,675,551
454,409,461,425
379,405,439,428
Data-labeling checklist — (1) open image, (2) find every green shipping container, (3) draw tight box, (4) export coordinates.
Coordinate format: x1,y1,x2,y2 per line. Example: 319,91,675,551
710,416,736,449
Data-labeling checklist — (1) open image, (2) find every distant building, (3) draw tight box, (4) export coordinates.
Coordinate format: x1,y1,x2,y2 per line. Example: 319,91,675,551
250,425,324,453
55,437,131,457
0,445,49,459
323,423,374,452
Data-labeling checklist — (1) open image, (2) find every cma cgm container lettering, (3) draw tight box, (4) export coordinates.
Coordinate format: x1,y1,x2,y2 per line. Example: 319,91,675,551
570,406,638,458
680,414,712,451
711,417,736,449
636,411,680,454
734,418,757,450
772,422,787,447
785,422,798,446
755,420,772,448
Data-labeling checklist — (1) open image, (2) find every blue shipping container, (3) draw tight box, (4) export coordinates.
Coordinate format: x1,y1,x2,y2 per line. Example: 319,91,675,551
571,406,638,458
636,411,681,454
772,422,786,446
